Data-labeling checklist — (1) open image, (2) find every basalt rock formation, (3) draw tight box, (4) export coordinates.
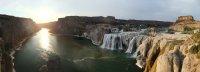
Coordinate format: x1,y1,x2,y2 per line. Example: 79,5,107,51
50,16,172,45
0,14,39,72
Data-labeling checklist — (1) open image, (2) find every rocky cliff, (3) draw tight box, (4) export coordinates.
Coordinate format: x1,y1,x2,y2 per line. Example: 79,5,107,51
98,16,200,72
49,15,200,72
170,16,200,32
99,27,200,72
0,14,39,72
50,16,172,45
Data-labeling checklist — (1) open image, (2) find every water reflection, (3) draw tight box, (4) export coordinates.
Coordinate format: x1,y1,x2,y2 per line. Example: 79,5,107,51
39,28,51,51
38,28,55,61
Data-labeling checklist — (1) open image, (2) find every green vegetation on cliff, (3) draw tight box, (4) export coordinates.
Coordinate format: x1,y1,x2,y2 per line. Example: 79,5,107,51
188,32,200,59
181,27,195,34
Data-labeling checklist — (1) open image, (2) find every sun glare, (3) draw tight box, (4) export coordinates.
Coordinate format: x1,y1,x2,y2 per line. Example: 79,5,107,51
32,8,55,23
39,11,50,20
31,8,66,24
39,28,51,51
36,11,51,23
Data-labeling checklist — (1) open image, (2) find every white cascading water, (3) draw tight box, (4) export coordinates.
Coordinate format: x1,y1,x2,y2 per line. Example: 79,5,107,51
101,29,149,58
101,30,143,50
132,36,145,58
101,34,123,50
125,37,136,53
132,47,141,58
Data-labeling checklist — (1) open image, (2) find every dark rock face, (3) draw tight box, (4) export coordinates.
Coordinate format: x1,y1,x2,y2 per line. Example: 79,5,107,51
51,16,115,35
51,16,172,34
84,24,111,45
116,19,172,28
0,14,39,72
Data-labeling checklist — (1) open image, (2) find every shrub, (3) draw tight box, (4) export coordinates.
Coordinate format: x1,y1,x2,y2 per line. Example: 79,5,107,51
191,33,200,42
182,30,193,34
182,27,195,34
189,45,200,54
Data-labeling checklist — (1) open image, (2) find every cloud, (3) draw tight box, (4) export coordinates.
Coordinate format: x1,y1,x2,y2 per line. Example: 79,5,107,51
0,0,200,22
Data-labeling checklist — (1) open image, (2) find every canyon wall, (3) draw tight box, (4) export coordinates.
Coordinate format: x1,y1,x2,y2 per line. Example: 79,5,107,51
98,16,200,72
98,27,200,72
50,15,200,72
50,16,172,45
0,14,39,72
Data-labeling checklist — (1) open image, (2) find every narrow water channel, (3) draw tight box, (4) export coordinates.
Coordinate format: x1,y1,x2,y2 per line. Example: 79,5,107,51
13,28,142,72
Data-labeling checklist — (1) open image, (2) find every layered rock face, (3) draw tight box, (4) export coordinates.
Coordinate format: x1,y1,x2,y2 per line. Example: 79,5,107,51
51,16,115,35
50,16,172,45
170,16,200,32
84,24,111,45
0,14,39,72
176,16,194,23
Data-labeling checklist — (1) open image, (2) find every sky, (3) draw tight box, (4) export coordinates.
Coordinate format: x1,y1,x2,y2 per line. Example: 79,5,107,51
0,0,200,23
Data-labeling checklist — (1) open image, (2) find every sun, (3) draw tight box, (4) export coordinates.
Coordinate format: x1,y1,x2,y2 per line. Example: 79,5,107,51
39,11,50,21
31,8,65,24
36,11,51,23
31,8,54,23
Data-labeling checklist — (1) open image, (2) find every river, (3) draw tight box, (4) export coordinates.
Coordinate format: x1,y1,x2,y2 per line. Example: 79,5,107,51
13,28,142,72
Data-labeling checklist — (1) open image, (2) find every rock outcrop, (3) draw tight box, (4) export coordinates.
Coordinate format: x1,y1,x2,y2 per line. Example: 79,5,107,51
176,15,194,23
170,16,200,32
135,27,200,72
51,16,115,35
97,23,200,72
0,14,39,72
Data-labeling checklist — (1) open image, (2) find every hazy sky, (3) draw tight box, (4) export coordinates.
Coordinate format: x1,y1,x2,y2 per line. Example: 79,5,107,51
0,0,200,23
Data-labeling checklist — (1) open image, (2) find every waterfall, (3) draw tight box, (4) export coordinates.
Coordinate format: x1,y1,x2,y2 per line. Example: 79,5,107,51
125,37,136,53
111,34,117,50
101,30,148,56
101,32,141,51
132,47,140,58
118,35,123,50
101,34,111,49
101,34,122,50
125,35,146,58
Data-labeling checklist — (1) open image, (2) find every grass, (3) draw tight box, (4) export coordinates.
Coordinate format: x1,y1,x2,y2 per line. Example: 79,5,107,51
182,30,194,34
189,45,200,54
191,32,200,42
181,27,195,34
189,44,200,59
